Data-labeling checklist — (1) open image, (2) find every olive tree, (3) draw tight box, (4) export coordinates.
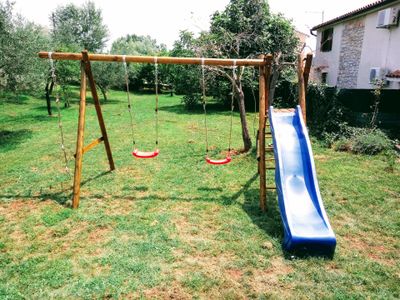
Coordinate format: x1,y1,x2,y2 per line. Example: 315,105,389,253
176,0,299,151
0,1,49,96
48,1,109,108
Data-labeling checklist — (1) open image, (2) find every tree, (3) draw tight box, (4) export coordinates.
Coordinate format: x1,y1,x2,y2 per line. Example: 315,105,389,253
111,34,166,91
0,1,49,95
48,1,109,109
50,1,108,52
169,31,201,101
197,0,298,151
92,61,120,101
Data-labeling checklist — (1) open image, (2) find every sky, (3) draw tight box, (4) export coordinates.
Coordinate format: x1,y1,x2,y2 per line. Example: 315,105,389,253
13,0,374,50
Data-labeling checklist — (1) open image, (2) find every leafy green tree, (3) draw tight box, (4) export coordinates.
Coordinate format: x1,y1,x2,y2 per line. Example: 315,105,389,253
50,1,108,52
111,34,166,91
0,1,49,95
47,1,108,109
169,31,200,98
198,0,299,151
92,60,120,101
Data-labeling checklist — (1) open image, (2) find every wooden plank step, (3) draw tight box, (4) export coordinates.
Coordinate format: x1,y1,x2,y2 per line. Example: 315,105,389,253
266,186,276,190
273,108,295,113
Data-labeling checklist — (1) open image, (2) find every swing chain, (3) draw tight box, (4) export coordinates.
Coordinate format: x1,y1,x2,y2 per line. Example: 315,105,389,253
201,58,209,153
48,52,71,177
249,67,258,138
154,56,159,146
122,55,136,150
228,61,237,153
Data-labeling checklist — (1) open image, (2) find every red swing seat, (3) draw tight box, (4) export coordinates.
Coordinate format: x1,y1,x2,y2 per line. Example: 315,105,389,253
132,148,159,159
206,156,232,165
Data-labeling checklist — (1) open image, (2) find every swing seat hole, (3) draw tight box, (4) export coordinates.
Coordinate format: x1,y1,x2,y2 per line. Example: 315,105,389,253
206,156,232,165
132,149,160,159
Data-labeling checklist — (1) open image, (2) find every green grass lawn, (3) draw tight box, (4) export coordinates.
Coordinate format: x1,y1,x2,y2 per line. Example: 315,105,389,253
0,88,399,299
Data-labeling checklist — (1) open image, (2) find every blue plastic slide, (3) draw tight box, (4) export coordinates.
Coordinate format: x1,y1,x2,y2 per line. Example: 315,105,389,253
269,106,336,257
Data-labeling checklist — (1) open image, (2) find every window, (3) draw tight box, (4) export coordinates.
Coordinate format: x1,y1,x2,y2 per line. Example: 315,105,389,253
321,28,333,52
321,72,328,84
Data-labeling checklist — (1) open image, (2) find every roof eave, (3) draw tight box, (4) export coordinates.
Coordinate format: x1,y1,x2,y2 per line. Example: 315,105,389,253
311,0,400,31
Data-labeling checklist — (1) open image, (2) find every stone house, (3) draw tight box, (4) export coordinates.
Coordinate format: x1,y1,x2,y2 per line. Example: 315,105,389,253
311,0,400,90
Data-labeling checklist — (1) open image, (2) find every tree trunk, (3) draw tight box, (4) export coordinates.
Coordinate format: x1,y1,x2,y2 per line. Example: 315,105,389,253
100,86,108,101
235,79,252,152
45,79,54,116
269,68,279,105
268,53,282,106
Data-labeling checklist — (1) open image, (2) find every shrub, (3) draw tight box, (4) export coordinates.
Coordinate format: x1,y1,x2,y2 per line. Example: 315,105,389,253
182,93,201,110
332,127,392,155
274,82,349,137
332,137,352,152
351,128,392,155
306,84,348,136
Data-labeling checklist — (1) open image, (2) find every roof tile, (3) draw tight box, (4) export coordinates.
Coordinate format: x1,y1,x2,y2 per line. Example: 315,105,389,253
386,70,400,78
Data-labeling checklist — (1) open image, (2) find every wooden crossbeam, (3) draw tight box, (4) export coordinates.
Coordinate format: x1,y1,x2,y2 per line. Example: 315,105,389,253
39,51,266,67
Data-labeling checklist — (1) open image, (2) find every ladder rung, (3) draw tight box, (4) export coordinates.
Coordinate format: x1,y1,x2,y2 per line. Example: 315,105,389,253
266,147,274,152
266,186,276,190
266,167,275,170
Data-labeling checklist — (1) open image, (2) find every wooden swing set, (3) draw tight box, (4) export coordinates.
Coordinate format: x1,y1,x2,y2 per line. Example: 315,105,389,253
38,50,312,210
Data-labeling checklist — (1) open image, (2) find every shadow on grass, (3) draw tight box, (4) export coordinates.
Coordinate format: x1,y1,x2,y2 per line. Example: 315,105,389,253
0,190,70,206
159,102,232,116
0,129,33,151
222,173,283,239
0,168,286,249
0,171,113,206
0,93,30,105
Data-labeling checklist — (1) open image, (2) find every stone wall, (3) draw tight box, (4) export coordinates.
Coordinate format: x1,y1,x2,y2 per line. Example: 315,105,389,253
337,19,365,88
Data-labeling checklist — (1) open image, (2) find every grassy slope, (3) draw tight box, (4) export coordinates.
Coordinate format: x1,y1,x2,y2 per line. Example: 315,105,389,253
0,89,399,299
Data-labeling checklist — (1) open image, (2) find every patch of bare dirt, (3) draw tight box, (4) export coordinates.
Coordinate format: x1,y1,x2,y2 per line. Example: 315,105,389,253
247,256,294,293
343,235,397,266
104,199,136,216
226,268,243,281
314,154,329,162
141,283,192,300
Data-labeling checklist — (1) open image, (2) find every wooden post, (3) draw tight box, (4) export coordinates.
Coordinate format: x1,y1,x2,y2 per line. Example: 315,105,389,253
297,54,307,124
81,50,115,171
303,53,313,91
72,63,87,209
258,54,272,212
